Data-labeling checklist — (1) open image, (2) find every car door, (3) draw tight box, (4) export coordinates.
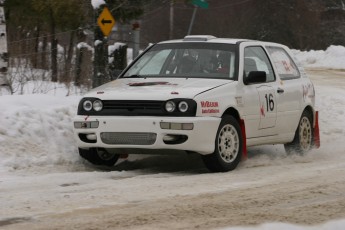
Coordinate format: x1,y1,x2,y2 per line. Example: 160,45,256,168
265,46,304,135
242,46,278,137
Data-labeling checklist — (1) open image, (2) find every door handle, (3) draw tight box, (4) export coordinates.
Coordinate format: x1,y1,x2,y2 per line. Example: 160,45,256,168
277,88,284,94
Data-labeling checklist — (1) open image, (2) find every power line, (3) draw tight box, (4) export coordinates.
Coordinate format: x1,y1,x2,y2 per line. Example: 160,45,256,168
173,0,254,10
8,27,90,45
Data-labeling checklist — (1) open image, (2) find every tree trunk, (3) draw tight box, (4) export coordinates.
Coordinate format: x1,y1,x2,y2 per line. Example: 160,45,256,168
33,26,40,69
109,43,127,80
50,8,58,82
62,31,75,83
41,35,48,71
75,28,85,86
66,31,75,68
51,37,58,82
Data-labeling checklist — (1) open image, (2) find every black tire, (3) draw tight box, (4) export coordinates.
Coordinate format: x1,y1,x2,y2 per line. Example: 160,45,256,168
79,148,119,166
202,115,242,172
284,110,313,155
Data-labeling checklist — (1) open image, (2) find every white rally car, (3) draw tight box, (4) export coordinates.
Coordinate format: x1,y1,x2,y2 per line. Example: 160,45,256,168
73,35,320,172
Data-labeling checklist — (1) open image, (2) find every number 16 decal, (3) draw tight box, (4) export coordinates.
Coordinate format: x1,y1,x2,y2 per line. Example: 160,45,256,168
265,93,274,111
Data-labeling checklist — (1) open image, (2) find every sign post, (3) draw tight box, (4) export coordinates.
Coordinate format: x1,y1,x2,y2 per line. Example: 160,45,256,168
93,6,116,88
187,0,208,35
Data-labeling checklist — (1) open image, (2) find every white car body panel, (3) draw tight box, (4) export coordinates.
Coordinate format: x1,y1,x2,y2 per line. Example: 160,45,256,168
86,78,230,101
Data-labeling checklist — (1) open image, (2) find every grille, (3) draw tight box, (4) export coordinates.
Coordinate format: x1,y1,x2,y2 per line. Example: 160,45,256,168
100,132,157,145
103,100,163,110
99,100,164,116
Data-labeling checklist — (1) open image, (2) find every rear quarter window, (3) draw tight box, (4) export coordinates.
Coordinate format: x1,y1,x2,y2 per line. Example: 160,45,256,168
266,46,300,80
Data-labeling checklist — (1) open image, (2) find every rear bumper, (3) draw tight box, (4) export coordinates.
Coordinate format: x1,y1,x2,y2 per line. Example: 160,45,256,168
73,116,221,155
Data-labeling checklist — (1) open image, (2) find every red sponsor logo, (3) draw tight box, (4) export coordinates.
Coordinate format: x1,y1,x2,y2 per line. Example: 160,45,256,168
302,83,315,100
202,109,220,114
201,101,219,114
201,101,219,108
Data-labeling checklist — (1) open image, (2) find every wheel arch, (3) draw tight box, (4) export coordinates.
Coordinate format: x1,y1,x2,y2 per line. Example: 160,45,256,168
302,105,315,125
221,106,247,159
222,107,241,122
292,105,314,134
302,105,320,148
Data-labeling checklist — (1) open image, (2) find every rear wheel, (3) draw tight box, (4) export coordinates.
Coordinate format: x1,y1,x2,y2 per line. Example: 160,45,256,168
79,148,119,166
284,110,313,155
202,115,242,172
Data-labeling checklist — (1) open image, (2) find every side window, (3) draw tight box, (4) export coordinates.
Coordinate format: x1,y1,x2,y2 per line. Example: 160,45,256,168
266,46,300,80
244,46,275,83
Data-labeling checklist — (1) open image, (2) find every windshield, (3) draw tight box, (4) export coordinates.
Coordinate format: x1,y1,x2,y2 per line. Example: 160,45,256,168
122,42,238,80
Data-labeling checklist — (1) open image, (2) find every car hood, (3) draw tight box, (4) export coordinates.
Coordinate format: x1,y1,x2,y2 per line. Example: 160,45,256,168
85,78,233,100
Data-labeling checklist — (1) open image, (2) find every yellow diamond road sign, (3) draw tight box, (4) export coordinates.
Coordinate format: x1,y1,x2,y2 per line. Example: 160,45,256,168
97,7,116,37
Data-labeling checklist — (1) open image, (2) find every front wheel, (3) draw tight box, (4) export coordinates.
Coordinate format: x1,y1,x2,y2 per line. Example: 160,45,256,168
79,148,119,166
202,115,242,172
284,110,313,155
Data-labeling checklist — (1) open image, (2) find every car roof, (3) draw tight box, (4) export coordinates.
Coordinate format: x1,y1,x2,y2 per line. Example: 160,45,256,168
158,35,284,47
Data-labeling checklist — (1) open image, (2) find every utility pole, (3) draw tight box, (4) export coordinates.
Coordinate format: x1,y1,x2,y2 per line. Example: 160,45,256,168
132,21,140,59
170,1,174,39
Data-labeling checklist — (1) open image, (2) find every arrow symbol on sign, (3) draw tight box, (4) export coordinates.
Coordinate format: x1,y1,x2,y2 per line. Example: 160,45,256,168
101,18,112,25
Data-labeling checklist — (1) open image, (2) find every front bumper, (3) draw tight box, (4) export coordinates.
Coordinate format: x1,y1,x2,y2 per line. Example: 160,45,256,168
73,116,221,155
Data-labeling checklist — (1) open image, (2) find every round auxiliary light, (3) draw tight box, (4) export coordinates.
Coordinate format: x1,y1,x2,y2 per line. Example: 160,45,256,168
93,100,103,111
83,100,93,111
178,101,189,112
165,101,176,112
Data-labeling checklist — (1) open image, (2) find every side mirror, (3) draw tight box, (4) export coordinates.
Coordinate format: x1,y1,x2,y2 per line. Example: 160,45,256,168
244,71,266,85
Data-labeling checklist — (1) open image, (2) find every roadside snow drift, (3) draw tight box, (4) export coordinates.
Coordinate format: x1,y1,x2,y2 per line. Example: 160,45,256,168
0,95,81,171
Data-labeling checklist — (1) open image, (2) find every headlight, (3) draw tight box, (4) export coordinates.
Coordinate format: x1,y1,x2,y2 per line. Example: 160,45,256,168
83,100,92,111
165,101,176,112
93,100,103,111
178,101,189,112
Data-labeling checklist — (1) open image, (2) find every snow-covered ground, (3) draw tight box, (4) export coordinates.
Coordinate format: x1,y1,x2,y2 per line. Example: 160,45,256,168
0,47,345,229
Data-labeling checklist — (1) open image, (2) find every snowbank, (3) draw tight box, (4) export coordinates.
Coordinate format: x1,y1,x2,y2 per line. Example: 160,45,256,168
0,94,82,171
293,45,345,70
221,219,345,230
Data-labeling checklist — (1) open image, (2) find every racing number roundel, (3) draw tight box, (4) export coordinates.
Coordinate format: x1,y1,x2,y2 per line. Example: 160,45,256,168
257,86,277,129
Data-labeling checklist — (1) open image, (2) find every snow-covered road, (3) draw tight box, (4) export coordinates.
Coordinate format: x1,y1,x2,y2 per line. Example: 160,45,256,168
1,69,345,230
